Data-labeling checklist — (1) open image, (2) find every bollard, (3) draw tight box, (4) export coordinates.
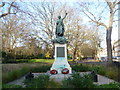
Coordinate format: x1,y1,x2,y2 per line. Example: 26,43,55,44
25,72,34,80
91,71,98,82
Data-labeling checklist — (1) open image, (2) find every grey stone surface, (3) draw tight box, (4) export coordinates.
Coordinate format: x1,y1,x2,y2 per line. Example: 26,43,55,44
95,74,115,85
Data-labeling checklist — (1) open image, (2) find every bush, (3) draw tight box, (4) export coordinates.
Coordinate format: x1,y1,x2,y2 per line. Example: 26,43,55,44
72,64,106,75
72,64,90,72
2,84,22,88
47,80,61,88
30,65,51,73
23,75,49,88
62,73,96,88
105,70,118,80
2,67,30,83
72,64,120,83
96,82,120,88
2,64,51,83
90,66,106,75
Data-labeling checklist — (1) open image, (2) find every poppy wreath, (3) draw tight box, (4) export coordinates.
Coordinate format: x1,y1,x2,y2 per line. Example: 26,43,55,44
62,68,69,74
50,69,58,74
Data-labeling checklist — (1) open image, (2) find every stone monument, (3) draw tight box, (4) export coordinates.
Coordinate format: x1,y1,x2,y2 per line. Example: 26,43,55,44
50,13,72,74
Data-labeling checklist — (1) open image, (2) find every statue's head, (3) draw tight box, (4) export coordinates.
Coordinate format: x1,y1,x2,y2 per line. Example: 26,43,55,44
58,16,61,19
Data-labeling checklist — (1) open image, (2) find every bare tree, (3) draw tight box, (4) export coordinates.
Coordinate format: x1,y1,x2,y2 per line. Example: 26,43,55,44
0,1,18,18
78,0,120,62
25,2,74,58
65,14,100,61
1,15,32,58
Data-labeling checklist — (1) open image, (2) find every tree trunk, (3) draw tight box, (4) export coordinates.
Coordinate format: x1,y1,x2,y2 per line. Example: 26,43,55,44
106,27,113,62
73,45,77,62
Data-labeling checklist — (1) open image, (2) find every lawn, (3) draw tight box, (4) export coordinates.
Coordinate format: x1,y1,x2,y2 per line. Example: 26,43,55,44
30,59,54,63
16,59,73,63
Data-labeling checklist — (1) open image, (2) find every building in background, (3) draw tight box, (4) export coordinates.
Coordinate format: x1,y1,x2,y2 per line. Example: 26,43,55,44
113,39,120,57
97,48,107,61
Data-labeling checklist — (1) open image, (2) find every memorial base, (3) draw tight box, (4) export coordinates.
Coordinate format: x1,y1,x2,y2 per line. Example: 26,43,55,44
50,43,72,74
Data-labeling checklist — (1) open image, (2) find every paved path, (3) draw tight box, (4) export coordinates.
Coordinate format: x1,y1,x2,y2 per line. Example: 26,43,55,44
7,73,48,87
96,74,115,85
7,72,116,87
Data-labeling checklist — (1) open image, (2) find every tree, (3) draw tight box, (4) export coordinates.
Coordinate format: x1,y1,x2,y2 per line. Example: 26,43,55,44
0,1,18,18
64,13,100,61
78,0,120,62
1,14,34,60
24,2,82,58
27,2,101,60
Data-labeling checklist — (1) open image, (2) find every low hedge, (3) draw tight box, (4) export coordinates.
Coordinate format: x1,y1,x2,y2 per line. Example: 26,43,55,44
2,65,51,83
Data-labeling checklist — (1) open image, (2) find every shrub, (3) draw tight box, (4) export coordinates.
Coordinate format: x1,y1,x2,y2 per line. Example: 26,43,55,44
47,79,61,88
72,64,90,72
2,64,51,83
2,67,30,83
62,73,96,88
72,64,106,76
2,84,22,88
90,66,106,75
23,75,49,88
96,82,120,88
105,70,118,80
30,65,51,73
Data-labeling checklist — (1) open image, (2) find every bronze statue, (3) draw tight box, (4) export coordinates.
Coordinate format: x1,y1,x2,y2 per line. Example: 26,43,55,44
56,13,67,38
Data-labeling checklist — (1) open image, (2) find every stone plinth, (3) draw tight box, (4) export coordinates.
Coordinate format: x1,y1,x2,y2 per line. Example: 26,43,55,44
50,43,72,74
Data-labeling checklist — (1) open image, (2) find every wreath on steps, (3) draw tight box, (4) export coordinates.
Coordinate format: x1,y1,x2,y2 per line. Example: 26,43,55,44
50,69,58,74
62,68,69,74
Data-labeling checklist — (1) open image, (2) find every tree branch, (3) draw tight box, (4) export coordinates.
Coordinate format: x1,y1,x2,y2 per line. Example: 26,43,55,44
0,2,16,18
113,18,120,22
0,2,5,7
113,7,120,15
83,11,108,29
0,13,16,18
106,0,113,9
113,0,120,8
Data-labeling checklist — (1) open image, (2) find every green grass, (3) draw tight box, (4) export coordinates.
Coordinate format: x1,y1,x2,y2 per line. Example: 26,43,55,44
3,67,30,83
16,59,54,63
62,73,120,88
72,63,120,82
16,59,72,63
47,79,61,88
29,59,54,63
0,82,2,90
31,65,51,73
23,75,50,88
105,66,119,80
2,84,22,88
96,82,120,88
2,64,51,83
62,73,95,88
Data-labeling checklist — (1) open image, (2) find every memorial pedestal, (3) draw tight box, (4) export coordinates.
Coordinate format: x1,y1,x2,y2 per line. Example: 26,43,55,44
50,43,72,74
